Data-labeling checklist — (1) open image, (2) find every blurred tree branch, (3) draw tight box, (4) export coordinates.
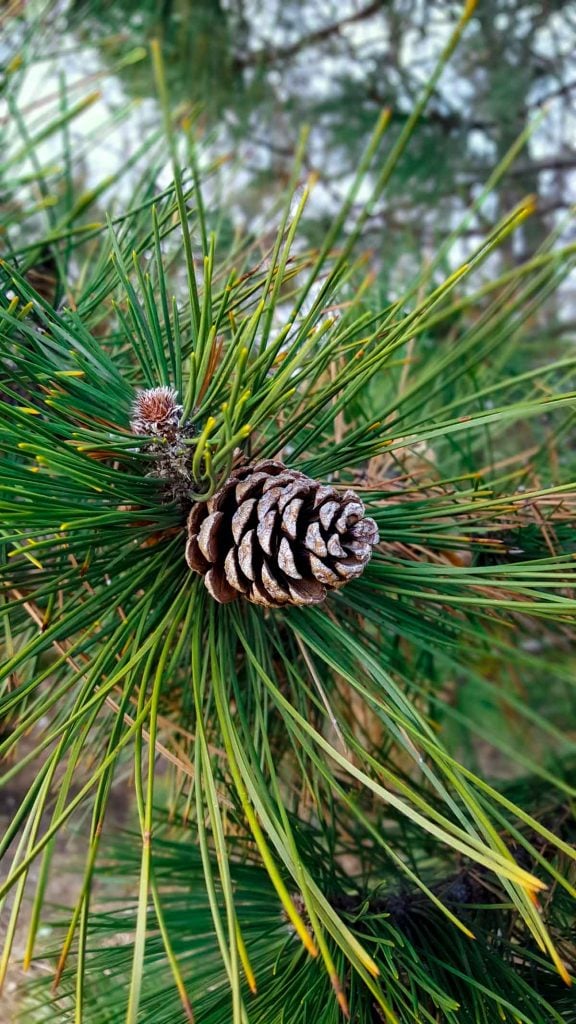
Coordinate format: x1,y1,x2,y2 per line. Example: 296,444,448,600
237,0,388,67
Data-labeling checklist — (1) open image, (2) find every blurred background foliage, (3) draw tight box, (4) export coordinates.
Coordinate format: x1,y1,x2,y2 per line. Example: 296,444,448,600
38,0,576,262
4,0,576,268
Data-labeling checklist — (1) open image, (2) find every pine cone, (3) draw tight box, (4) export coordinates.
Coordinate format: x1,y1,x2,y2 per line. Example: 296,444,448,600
185,459,379,606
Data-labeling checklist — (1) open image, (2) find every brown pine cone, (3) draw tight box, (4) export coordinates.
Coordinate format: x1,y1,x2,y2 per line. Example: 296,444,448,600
185,459,379,607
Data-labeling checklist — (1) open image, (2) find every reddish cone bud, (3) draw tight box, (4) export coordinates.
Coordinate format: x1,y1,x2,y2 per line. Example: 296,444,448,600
130,386,182,437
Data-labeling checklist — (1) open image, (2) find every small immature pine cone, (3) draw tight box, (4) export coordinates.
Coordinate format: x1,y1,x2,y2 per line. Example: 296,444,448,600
185,459,379,607
131,386,182,438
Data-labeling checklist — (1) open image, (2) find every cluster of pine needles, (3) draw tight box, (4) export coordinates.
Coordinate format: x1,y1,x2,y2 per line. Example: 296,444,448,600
1,3,576,1022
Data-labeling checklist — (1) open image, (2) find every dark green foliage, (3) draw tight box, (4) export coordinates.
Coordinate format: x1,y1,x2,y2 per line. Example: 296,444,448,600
21,815,576,1024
